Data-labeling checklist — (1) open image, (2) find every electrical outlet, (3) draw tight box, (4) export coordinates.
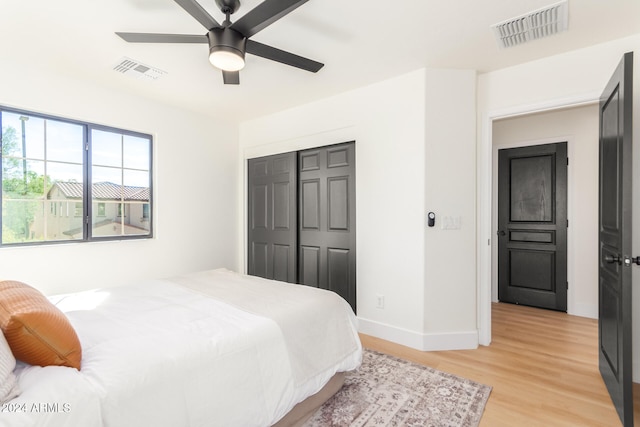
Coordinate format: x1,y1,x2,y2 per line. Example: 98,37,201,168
376,294,385,309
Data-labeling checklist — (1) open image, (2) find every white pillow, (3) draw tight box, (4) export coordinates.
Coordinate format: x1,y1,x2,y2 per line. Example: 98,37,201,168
0,331,20,403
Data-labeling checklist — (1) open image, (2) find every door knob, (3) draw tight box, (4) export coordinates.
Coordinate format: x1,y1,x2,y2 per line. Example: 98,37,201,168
497,230,506,236
622,256,640,267
605,255,621,264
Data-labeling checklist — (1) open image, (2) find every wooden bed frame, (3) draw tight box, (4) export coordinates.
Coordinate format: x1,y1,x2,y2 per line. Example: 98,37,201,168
273,372,345,427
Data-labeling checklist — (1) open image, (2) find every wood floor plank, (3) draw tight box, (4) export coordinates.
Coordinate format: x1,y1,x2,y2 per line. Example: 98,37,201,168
360,302,636,426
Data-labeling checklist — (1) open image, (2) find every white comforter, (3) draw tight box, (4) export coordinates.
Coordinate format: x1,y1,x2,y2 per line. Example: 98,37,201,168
1,269,362,427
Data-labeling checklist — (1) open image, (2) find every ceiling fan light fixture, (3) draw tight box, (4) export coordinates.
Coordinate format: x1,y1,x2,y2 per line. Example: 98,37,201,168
118,0,324,85
209,48,245,71
208,28,246,71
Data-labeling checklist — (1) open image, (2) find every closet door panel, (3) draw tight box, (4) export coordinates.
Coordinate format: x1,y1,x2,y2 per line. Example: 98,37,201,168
328,177,349,231
301,180,321,230
300,245,320,287
251,242,268,278
247,153,297,282
299,142,356,311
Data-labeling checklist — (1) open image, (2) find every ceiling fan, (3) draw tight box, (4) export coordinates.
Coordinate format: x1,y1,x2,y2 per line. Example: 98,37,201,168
116,0,324,85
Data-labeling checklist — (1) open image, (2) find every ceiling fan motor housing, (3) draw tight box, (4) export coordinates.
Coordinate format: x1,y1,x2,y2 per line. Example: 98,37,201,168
208,27,246,63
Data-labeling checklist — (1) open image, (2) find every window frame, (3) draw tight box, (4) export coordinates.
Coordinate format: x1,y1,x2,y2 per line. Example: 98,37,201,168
0,105,153,247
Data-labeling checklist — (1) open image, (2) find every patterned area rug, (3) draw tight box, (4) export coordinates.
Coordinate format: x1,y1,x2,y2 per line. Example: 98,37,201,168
304,349,491,427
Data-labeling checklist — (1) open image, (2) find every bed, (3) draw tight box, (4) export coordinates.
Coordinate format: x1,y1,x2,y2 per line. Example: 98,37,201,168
0,268,362,427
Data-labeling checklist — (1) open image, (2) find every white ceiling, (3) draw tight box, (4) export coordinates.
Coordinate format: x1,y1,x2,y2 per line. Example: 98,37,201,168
4,0,640,122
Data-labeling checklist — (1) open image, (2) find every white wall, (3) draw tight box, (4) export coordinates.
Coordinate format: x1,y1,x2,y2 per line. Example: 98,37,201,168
477,34,640,378
492,105,599,318
0,62,239,296
423,69,478,342
239,68,478,350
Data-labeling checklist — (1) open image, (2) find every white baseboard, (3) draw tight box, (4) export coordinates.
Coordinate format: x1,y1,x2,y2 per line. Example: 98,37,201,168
570,303,598,319
357,317,479,351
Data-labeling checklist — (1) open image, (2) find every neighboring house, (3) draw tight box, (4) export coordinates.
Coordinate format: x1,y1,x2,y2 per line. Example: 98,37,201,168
31,181,150,240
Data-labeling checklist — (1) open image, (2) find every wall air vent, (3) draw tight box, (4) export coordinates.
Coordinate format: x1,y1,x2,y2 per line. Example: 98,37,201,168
492,0,569,48
113,57,167,81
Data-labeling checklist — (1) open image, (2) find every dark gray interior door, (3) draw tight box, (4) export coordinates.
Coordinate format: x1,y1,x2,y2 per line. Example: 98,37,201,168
298,142,356,311
497,142,567,311
599,51,633,427
247,152,297,282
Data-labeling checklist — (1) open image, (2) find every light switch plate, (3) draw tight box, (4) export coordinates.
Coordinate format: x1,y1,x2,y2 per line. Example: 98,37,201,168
441,216,461,230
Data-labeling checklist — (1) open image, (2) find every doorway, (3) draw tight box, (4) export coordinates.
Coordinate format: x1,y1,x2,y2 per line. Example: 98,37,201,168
490,104,600,319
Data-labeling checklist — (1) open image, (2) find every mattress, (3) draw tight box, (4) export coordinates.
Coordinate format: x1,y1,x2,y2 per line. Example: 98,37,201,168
1,269,362,427
1,364,102,427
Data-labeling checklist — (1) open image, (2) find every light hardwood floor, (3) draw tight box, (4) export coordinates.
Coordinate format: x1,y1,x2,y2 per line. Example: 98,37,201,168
360,302,639,427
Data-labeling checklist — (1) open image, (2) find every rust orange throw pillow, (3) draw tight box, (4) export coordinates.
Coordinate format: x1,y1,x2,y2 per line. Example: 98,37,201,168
0,280,81,370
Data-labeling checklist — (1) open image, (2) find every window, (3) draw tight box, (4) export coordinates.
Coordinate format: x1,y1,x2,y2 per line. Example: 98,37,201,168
142,203,149,221
1,107,152,246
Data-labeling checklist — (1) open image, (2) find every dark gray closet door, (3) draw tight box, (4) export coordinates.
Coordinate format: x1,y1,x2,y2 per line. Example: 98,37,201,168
298,142,356,311
247,152,297,283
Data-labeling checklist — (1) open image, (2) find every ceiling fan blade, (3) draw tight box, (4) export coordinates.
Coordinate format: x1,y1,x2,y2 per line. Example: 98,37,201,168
246,40,323,72
116,32,208,43
173,0,220,30
230,0,310,38
223,71,240,84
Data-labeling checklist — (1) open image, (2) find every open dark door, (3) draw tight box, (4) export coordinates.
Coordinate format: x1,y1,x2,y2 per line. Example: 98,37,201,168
599,51,633,427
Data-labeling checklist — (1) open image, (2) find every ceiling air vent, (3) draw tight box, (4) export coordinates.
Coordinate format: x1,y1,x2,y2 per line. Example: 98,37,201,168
113,57,167,81
492,0,569,48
